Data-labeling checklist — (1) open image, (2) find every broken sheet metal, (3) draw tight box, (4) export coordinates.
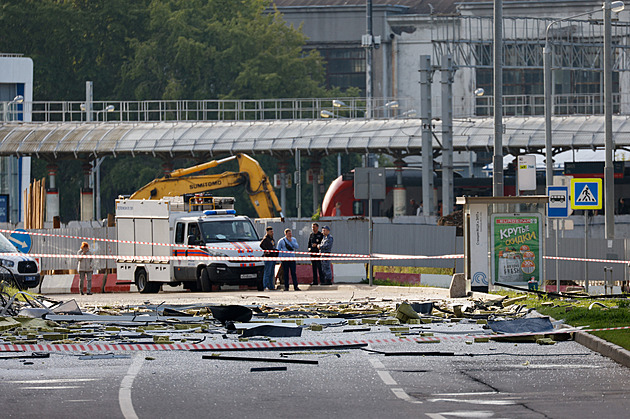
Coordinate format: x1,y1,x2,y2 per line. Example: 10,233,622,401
203,354,317,365
240,324,303,338
209,305,253,324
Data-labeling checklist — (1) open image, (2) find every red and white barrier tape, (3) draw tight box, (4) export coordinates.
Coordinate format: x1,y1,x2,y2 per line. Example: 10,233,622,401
543,255,630,264
1,252,461,262
6,228,630,264
0,325,626,352
0,228,370,260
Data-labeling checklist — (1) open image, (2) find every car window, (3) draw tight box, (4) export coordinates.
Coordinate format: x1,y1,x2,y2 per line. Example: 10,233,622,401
0,233,18,253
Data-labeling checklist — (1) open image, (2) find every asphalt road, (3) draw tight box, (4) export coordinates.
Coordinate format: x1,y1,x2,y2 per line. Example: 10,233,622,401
2,287,630,418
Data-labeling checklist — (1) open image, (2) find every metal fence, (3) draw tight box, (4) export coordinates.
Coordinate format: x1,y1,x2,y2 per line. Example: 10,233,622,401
5,219,629,287
4,94,625,123
544,237,629,289
0,97,414,123
253,217,462,271
28,227,117,273
474,93,621,117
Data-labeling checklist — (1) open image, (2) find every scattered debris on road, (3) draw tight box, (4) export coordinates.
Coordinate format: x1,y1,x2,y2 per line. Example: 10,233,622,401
1,285,617,359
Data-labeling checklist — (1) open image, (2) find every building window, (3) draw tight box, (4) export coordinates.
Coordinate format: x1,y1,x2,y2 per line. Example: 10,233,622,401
319,48,366,92
475,44,619,116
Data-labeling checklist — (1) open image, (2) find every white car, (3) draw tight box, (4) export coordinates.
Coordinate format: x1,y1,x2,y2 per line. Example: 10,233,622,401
0,232,40,289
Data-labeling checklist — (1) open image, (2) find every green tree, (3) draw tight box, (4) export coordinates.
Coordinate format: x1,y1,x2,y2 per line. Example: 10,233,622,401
0,0,148,100
119,0,325,100
12,0,363,221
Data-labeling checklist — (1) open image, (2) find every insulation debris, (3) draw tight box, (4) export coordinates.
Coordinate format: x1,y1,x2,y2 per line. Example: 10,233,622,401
487,317,554,334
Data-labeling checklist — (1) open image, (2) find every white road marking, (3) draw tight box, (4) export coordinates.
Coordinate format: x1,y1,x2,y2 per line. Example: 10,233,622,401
428,398,515,406
376,370,397,386
368,358,385,369
432,392,499,397
508,364,602,369
11,379,97,384
367,356,421,404
426,411,496,418
119,354,144,419
391,387,423,404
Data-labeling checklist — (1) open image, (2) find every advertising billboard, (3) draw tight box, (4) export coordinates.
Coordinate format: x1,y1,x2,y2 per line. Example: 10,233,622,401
491,213,542,287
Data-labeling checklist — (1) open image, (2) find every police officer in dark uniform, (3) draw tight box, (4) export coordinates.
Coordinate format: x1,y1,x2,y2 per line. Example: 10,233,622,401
307,222,325,285
260,226,278,290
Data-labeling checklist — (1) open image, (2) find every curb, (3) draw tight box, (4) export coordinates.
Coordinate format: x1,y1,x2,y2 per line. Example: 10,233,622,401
574,330,630,368
551,312,630,369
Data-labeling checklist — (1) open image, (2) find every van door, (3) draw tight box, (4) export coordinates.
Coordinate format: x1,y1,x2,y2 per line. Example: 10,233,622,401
173,221,194,281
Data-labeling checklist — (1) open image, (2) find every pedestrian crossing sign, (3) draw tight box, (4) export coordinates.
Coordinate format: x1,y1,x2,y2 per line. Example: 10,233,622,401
570,178,602,210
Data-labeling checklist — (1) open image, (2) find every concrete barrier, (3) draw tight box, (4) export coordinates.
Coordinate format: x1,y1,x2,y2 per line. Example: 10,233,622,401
38,264,369,294
373,269,452,288
421,274,453,288
38,274,74,294
332,263,365,283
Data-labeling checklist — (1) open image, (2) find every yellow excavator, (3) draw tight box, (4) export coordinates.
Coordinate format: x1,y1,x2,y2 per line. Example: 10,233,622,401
130,154,283,218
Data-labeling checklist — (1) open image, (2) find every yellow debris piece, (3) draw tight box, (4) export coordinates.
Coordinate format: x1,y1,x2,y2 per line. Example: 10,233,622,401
502,295,527,307
395,302,421,324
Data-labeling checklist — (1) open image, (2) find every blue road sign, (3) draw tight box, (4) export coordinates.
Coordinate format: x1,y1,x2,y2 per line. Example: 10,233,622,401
9,229,32,253
570,178,602,210
547,186,569,217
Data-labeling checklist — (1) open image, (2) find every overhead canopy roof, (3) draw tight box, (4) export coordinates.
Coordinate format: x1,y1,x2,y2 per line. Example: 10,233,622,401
0,115,628,160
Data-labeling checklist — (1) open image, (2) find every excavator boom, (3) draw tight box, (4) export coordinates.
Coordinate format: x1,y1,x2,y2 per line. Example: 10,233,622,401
129,154,282,218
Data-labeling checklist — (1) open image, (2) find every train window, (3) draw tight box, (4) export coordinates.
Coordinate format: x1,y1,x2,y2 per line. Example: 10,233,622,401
353,201,363,215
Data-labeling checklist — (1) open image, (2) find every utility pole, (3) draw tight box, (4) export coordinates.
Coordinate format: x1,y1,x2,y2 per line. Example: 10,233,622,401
419,55,434,215
441,55,454,215
604,0,615,239
493,0,504,196
365,0,373,118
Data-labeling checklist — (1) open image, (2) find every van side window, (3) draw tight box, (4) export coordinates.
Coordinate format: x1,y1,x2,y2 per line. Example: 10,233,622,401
175,223,185,244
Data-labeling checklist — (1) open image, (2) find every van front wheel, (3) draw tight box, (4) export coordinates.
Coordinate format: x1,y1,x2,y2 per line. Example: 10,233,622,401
199,268,214,292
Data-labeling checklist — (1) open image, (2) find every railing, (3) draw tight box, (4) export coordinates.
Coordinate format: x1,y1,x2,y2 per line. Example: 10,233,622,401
0,97,415,123
475,93,622,117
4,94,626,123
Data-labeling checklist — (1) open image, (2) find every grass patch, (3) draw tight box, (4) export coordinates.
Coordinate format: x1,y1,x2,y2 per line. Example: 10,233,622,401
536,301,630,350
0,283,32,302
494,292,630,350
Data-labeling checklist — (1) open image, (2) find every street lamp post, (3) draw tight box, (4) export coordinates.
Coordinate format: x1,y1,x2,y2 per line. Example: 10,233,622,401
604,0,623,239
493,0,504,197
96,105,115,122
544,1,623,237
4,95,24,121
385,100,399,118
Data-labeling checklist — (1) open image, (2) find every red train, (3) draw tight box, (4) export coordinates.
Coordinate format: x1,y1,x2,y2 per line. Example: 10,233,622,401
321,168,519,217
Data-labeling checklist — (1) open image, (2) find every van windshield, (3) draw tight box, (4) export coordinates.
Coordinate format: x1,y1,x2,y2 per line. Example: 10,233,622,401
200,220,259,243
0,233,19,253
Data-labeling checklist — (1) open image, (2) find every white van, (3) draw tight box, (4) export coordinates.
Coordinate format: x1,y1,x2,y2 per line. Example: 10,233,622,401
116,197,265,293
0,232,40,289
